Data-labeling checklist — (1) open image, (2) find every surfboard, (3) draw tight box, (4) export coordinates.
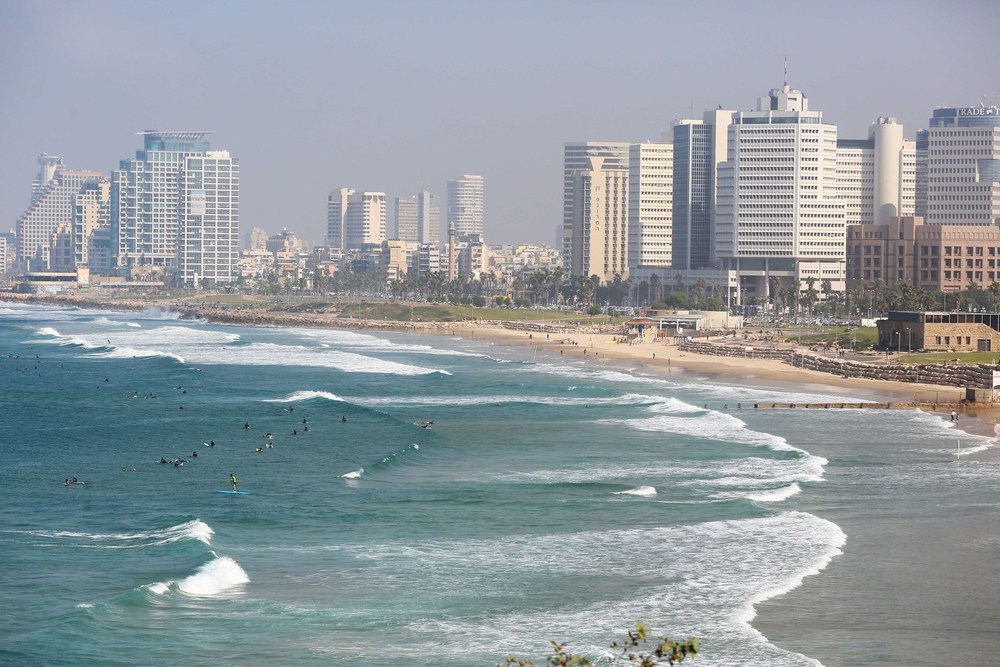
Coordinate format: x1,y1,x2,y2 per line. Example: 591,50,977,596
214,490,251,495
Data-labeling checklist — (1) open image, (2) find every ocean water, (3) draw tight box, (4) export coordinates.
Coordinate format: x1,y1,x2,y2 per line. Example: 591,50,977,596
2,301,999,666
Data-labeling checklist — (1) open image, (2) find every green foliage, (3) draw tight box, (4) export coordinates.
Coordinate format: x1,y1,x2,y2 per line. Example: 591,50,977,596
586,304,603,316
498,622,698,667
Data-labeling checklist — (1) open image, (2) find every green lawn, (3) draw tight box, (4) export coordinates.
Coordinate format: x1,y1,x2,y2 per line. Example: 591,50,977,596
899,351,1000,365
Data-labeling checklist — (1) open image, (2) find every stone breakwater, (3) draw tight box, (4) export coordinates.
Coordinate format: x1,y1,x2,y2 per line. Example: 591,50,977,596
679,340,999,390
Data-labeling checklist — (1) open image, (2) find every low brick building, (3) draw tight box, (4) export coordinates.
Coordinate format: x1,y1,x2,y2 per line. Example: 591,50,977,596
879,310,1000,352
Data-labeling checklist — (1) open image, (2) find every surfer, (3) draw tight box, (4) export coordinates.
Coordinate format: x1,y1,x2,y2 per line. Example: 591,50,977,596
230,473,237,491
255,447,263,453
244,422,251,430
159,457,168,464
209,440,216,447
341,416,347,423
419,420,434,429
292,429,297,435
65,476,78,485
191,451,198,457
303,426,308,432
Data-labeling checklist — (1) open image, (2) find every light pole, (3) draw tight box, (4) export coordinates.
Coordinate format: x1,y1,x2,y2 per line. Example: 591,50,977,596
895,331,900,356
906,327,911,355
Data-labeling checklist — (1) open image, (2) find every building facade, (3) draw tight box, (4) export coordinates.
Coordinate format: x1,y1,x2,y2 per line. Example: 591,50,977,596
447,174,484,241
395,191,440,246
72,178,111,272
847,215,1000,292
715,83,846,301
177,150,240,286
111,131,227,275
570,156,629,281
922,106,1000,226
628,141,673,273
837,117,915,228
17,169,103,270
563,142,630,270
671,110,733,272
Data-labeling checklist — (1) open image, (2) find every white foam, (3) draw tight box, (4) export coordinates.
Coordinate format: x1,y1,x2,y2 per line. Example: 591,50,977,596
341,468,364,479
94,346,186,363
16,518,214,548
744,483,802,502
264,390,343,403
614,485,657,497
177,556,250,596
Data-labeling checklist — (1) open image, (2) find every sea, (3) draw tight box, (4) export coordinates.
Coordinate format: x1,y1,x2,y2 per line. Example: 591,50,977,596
2,301,1000,667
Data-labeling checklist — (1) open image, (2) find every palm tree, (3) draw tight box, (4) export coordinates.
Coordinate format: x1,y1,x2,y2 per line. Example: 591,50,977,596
650,274,662,306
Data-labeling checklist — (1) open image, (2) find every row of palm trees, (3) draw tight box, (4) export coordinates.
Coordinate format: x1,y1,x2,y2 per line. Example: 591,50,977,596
244,265,1000,317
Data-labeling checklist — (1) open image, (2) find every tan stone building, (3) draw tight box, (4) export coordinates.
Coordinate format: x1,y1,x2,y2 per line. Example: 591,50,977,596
847,216,1000,292
879,310,1000,352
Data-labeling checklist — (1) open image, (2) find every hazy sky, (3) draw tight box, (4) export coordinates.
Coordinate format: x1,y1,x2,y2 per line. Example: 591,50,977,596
1,0,997,246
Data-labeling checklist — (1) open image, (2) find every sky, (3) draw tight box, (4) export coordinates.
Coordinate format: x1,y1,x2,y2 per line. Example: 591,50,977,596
1,0,997,246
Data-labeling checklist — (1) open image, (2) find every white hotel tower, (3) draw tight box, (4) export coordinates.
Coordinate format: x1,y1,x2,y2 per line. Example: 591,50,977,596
715,82,846,302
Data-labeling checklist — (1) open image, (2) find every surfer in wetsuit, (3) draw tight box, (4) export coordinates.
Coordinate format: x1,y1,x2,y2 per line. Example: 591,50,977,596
341,416,347,423
230,473,237,491
244,422,251,430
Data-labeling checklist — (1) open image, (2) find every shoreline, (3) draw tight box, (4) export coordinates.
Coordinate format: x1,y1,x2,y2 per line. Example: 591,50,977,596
5,291,997,437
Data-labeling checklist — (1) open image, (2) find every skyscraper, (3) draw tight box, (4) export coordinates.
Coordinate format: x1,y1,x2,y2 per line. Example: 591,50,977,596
628,142,673,273
922,105,1000,225
394,191,440,246
715,82,845,300
836,117,915,228
563,142,629,269
17,169,102,269
112,131,218,272
447,174,484,241
329,189,387,251
31,154,65,205
671,110,733,272
72,178,111,271
570,156,629,281
178,150,240,286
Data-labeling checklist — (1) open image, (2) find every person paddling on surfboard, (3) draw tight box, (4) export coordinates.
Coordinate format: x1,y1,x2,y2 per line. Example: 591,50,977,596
230,473,237,492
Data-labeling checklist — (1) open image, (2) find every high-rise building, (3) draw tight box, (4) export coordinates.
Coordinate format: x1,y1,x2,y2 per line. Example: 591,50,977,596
72,178,111,271
17,169,102,269
836,117,915,228
715,82,846,300
111,131,222,273
327,188,354,251
31,154,65,205
328,189,387,251
178,150,240,286
628,142,673,273
563,142,629,269
671,110,733,272
922,105,1000,226
570,156,629,281
447,174,484,241
395,191,440,246
345,191,386,249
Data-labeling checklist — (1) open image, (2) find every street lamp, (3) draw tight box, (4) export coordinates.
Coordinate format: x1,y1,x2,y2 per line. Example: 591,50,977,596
906,327,911,355
895,331,900,354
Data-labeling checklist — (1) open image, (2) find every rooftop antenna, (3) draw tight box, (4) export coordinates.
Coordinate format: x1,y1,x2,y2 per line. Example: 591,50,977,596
783,55,789,91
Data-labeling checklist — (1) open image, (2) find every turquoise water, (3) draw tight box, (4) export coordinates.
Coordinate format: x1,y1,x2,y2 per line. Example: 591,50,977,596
2,302,998,666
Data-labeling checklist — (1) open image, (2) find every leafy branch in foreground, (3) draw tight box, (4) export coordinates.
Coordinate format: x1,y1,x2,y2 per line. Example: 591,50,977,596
498,622,698,666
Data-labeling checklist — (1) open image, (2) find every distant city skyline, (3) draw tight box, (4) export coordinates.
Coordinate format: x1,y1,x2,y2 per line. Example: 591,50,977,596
1,0,996,245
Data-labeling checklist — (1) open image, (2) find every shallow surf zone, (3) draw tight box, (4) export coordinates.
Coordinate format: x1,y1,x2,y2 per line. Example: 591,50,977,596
320,512,842,665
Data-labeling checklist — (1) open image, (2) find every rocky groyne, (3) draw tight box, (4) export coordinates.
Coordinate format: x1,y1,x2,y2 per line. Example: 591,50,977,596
679,340,998,389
